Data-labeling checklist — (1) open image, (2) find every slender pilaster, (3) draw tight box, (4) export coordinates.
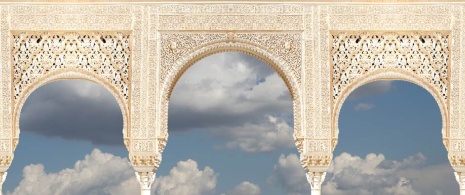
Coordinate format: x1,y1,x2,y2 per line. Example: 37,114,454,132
456,172,465,195
307,171,326,195
0,172,7,195
136,171,155,195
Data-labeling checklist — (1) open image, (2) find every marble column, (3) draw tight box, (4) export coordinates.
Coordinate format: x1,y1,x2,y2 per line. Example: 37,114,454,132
307,171,326,195
0,172,6,195
136,172,155,195
456,172,465,195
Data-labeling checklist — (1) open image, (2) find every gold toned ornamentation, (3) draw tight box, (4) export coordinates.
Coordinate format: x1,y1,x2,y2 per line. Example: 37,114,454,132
130,155,161,169
301,155,332,168
0,156,12,167
450,155,465,167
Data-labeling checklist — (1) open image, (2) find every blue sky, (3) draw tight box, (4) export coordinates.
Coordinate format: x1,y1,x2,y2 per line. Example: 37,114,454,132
2,52,458,195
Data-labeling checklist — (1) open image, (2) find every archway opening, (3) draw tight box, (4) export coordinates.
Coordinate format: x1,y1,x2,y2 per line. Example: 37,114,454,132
327,80,456,194
159,52,302,194
5,80,136,194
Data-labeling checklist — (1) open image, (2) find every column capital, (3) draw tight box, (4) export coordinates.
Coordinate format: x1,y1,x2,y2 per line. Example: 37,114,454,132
130,154,161,173
306,171,326,195
136,171,155,195
136,171,155,190
300,154,331,173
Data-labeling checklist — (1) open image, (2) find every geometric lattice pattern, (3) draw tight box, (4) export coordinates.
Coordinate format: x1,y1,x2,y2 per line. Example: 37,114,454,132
2,2,465,195
331,32,449,104
12,32,131,105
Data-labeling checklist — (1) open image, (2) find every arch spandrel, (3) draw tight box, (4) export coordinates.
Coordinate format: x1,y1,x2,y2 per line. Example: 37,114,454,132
10,31,132,153
158,32,304,153
331,31,451,153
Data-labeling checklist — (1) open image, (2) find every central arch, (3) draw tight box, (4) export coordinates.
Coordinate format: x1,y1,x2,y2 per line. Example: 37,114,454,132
158,36,304,156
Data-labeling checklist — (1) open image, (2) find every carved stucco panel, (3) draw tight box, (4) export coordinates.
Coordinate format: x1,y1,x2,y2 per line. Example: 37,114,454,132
329,5,452,31
0,6,8,140
157,4,303,15
0,6,11,162
159,15,303,31
9,5,132,30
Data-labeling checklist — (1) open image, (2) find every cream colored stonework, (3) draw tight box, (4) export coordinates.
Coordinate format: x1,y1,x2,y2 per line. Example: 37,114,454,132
0,1,464,194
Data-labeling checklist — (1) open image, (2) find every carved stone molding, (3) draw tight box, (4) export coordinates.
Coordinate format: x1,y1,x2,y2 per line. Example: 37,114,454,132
306,171,326,191
135,171,155,192
130,155,161,171
301,155,332,171
0,156,12,168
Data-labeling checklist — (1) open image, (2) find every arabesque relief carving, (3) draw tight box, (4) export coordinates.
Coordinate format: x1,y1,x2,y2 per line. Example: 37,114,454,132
0,2,464,195
12,32,131,104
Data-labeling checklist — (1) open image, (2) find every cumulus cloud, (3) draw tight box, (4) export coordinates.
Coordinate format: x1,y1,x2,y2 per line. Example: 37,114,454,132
8,149,138,195
20,80,124,146
9,149,225,195
220,115,294,153
170,52,292,131
19,52,294,152
354,103,374,111
267,153,309,194
225,181,261,195
348,80,393,99
268,152,458,195
153,159,218,195
170,52,294,152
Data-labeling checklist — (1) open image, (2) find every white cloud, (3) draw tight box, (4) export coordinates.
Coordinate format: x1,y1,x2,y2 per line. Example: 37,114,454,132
268,152,458,195
170,52,294,153
8,148,138,195
267,153,309,194
226,181,261,195
171,53,291,116
221,115,294,153
8,149,224,195
153,159,218,195
354,103,374,111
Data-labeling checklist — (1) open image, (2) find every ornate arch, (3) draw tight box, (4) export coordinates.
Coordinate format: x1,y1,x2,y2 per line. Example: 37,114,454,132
332,69,448,149
11,31,132,151
330,31,450,152
158,32,303,151
13,69,130,149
